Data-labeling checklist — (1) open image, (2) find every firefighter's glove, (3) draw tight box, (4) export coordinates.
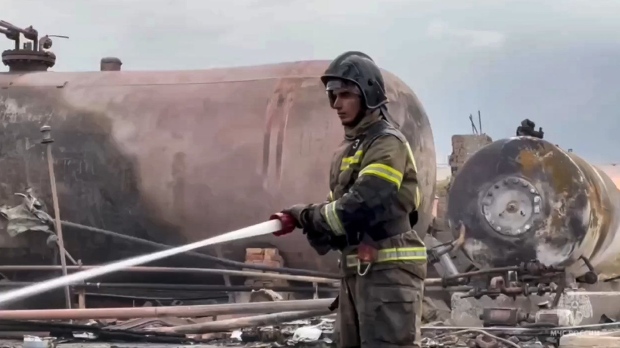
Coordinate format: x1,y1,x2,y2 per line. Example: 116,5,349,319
282,204,311,229
427,249,440,265
307,234,332,255
306,228,332,255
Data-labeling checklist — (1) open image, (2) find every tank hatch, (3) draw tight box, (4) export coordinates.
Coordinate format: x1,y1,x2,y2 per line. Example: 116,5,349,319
0,20,66,73
100,57,122,71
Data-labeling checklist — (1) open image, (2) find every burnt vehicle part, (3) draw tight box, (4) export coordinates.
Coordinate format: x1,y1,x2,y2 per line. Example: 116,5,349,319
479,307,532,327
0,22,436,280
427,222,465,276
441,261,566,305
447,136,620,280
460,275,559,300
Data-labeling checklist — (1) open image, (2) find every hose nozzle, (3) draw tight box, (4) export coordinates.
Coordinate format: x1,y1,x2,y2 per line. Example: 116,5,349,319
270,212,297,236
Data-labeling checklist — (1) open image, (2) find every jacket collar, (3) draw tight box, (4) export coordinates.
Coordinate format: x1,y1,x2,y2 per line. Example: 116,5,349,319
344,110,382,140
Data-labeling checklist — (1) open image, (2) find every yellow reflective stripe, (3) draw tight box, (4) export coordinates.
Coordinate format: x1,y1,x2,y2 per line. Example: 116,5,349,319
359,163,403,188
322,201,346,236
345,247,427,267
328,191,334,201
340,150,363,171
375,247,427,262
404,142,421,209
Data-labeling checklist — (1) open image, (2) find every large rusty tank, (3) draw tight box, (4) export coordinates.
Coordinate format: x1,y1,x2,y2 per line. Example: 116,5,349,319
0,24,437,277
447,136,620,280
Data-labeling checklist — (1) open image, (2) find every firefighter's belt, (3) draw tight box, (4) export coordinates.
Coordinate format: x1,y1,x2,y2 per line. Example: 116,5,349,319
345,247,427,267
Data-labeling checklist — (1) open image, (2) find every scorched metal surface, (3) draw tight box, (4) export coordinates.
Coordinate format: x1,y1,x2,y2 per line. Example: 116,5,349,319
447,136,620,280
0,60,436,275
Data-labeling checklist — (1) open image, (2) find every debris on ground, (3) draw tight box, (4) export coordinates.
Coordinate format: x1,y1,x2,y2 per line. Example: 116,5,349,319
194,316,336,347
0,315,338,348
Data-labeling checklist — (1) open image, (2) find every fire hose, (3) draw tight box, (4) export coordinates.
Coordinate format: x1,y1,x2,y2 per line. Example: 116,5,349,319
13,187,338,278
0,214,297,306
0,212,471,306
60,220,340,278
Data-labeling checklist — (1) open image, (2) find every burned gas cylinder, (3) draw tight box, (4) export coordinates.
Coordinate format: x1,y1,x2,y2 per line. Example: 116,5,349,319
447,136,620,279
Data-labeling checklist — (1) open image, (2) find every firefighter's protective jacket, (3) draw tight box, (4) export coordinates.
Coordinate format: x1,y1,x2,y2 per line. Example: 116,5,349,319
302,110,427,278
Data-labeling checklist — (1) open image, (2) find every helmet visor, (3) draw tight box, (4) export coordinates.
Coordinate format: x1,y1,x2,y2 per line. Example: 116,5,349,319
325,79,360,94
325,79,361,107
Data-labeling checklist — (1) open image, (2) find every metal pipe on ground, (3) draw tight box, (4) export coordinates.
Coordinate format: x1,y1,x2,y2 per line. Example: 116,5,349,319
0,265,338,285
80,283,337,293
75,283,467,294
0,281,339,294
0,281,469,294
79,285,470,296
82,292,230,302
158,309,333,334
0,265,471,290
424,277,467,287
81,285,471,303
0,298,336,320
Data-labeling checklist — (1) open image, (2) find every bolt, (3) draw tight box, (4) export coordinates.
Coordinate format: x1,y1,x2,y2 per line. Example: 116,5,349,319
534,196,541,203
521,180,528,187
494,185,500,189
507,202,518,213
517,229,522,233
525,224,531,231
530,188,536,194
487,192,493,197
534,205,540,214
495,226,502,232
511,178,519,184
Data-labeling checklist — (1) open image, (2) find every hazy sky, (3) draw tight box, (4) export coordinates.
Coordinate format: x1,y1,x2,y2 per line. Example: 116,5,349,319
3,0,620,165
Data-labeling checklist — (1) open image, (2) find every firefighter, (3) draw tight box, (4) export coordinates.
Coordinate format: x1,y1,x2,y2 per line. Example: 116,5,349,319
272,51,428,348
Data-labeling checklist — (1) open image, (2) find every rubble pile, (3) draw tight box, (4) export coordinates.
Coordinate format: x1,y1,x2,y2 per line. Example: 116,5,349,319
9,318,620,348
199,317,336,347
420,329,548,348
0,315,338,348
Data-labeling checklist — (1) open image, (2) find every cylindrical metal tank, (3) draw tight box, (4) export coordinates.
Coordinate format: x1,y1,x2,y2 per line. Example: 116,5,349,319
447,136,620,279
0,60,436,276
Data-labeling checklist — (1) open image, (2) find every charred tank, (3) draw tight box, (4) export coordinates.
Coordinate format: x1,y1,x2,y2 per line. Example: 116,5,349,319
447,136,620,280
0,23,436,276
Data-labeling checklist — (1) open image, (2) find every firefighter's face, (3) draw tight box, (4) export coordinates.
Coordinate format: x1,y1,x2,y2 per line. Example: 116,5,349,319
326,80,362,126
331,90,361,126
